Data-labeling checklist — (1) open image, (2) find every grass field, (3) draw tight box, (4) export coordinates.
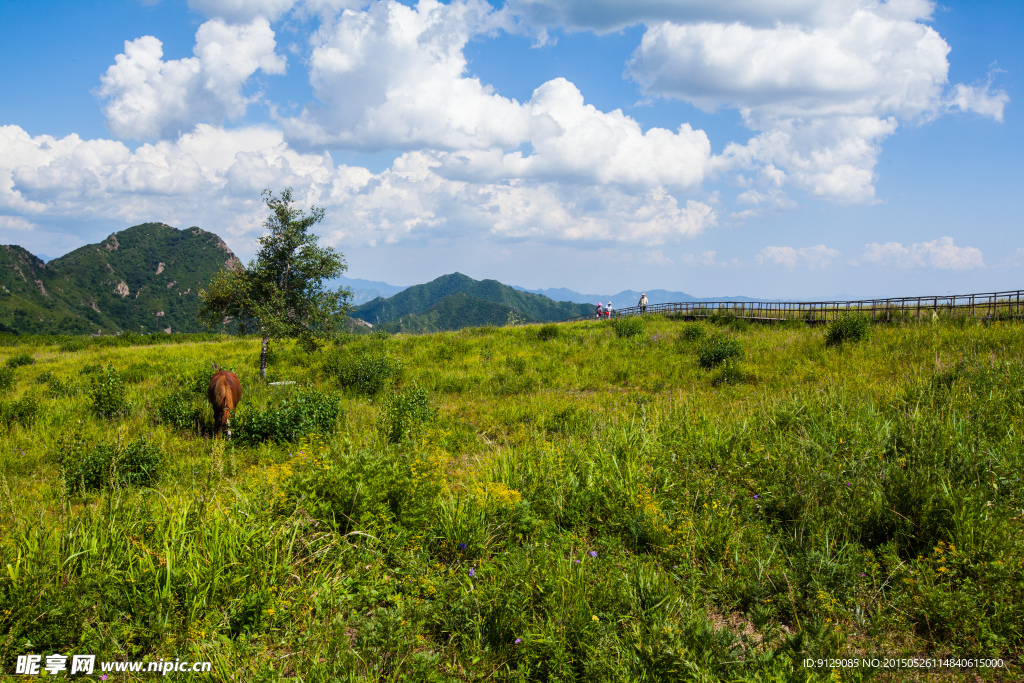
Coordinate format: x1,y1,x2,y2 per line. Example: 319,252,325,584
0,314,1021,681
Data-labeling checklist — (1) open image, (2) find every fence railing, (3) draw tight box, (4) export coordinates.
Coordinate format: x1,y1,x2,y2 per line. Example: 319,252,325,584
560,289,1024,324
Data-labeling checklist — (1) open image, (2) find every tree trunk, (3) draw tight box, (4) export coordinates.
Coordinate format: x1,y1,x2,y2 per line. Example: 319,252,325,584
260,332,270,380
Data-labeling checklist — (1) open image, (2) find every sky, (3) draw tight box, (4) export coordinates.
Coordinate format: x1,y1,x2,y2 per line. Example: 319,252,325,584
0,0,1020,299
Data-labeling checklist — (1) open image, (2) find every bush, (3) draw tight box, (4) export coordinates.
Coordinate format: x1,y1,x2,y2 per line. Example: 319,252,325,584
89,365,126,419
155,390,204,432
0,394,38,427
6,353,34,368
235,388,343,445
679,323,706,342
60,434,162,493
697,336,742,370
612,317,645,339
58,338,86,353
503,356,527,375
825,314,871,346
380,382,432,444
537,324,560,341
325,351,403,397
0,367,13,391
177,364,213,394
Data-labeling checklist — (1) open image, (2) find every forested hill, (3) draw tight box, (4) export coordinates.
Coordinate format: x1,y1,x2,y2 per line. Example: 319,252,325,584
0,223,241,335
351,272,593,333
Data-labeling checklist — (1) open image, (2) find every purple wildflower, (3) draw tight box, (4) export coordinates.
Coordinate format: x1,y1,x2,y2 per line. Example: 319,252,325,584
515,638,522,645
457,543,467,550
468,567,476,577
753,494,760,500
589,551,597,558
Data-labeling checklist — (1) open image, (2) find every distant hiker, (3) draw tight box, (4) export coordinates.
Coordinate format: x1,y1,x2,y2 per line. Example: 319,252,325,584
596,302,604,318
606,302,614,318
638,294,648,314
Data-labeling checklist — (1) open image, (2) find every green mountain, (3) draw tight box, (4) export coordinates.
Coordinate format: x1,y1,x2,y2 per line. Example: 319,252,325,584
0,223,241,335
351,272,592,333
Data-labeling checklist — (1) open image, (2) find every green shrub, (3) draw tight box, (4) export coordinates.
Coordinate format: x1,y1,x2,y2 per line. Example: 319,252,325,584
0,367,13,391
697,336,742,370
0,394,38,427
60,434,162,492
380,382,432,444
824,314,871,346
89,365,126,419
612,316,645,339
537,324,560,341
503,356,527,375
235,388,343,445
325,351,403,396
282,448,440,533
679,323,706,342
177,364,213,394
35,370,52,384
155,390,204,432
58,338,86,353
6,352,34,368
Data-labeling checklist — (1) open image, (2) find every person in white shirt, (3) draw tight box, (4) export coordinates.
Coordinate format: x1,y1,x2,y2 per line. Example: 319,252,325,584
606,301,614,318
638,294,648,313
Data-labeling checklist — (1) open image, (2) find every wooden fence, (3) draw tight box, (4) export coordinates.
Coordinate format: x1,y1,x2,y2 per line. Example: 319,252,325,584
560,289,1024,325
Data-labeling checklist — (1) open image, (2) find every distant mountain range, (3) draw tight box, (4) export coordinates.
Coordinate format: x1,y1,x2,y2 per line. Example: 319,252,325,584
513,286,765,309
350,273,592,333
0,226,774,337
0,223,239,335
331,276,409,305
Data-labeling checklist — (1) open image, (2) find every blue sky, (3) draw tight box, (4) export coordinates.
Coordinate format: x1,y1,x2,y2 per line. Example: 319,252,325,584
0,0,1019,298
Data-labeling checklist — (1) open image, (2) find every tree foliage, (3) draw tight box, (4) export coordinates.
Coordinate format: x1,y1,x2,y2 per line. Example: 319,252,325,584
199,189,352,376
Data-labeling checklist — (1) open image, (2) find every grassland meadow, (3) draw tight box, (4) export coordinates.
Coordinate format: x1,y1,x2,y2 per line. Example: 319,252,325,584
0,314,1021,681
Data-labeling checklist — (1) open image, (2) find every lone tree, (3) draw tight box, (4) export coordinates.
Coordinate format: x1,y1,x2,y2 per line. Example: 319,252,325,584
199,188,352,379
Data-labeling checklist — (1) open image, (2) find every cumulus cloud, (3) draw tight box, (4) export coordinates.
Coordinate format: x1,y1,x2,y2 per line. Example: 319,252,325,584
628,11,950,119
284,0,520,151
620,2,1007,205
0,216,36,231
97,18,286,140
856,237,984,270
284,1,712,190
0,124,712,260
756,245,840,269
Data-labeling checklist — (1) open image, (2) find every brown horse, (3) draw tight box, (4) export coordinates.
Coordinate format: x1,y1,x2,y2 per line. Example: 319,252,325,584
208,364,242,438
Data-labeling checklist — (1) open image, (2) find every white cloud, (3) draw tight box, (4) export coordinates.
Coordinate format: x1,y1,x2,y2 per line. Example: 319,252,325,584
435,79,711,189
0,124,713,260
620,3,1006,205
0,216,36,231
97,18,286,140
756,245,839,269
284,1,711,190
628,11,951,119
284,0,520,151
947,76,1009,122
856,237,985,270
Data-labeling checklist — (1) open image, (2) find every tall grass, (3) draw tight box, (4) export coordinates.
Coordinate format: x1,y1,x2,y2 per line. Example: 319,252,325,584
0,316,1021,680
